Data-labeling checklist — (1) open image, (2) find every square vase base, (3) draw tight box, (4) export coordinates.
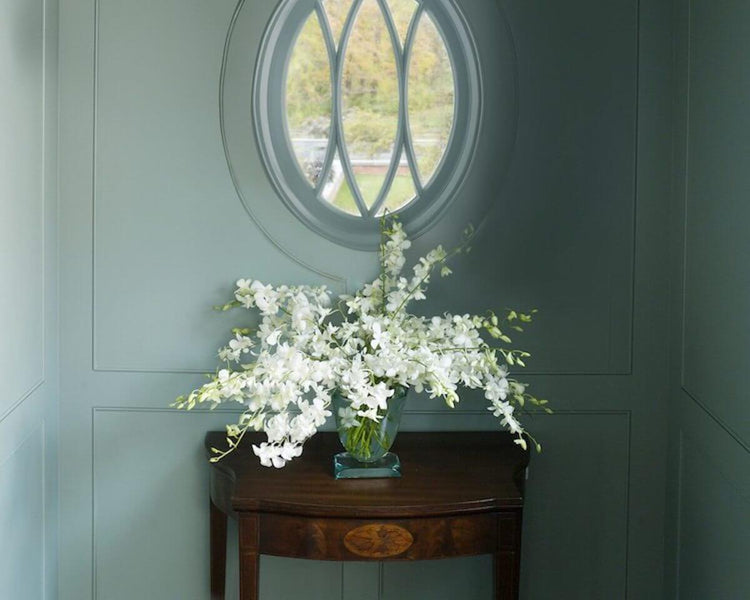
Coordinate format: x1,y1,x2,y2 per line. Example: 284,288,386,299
333,452,402,479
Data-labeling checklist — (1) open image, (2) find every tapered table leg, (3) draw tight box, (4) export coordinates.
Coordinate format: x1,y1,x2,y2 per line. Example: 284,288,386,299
494,511,522,599
210,498,227,600
239,550,260,600
238,515,260,600
494,551,521,599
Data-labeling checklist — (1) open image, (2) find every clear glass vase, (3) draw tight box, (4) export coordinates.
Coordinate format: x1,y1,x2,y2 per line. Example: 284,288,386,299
332,386,408,479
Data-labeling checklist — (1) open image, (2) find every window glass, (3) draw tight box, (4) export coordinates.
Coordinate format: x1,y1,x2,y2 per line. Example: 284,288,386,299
283,0,458,215
254,0,481,247
321,0,350,49
341,0,399,210
386,0,418,48
408,11,455,185
286,12,332,187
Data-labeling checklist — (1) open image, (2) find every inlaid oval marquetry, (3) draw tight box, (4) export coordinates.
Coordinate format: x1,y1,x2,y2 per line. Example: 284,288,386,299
343,524,414,558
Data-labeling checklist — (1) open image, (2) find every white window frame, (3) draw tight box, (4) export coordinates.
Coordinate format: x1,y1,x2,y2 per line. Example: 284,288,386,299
253,0,482,249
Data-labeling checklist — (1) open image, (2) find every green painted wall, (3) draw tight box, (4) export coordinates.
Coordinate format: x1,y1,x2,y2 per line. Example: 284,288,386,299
665,0,750,597
0,0,59,598
56,0,674,598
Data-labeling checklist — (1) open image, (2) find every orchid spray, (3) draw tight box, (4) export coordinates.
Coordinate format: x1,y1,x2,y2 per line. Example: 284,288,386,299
174,218,549,467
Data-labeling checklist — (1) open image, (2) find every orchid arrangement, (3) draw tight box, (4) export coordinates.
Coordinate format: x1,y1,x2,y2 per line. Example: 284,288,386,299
174,219,549,468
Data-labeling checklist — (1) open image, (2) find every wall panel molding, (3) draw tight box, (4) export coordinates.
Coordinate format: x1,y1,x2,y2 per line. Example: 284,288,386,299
679,0,750,450
526,409,635,597
91,407,345,599
0,414,45,468
89,2,346,377
90,407,230,599
89,0,641,377
89,408,631,600
0,378,45,425
0,419,45,600
0,0,47,419
680,387,749,454
676,427,750,598
381,410,633,599
60,0,668,597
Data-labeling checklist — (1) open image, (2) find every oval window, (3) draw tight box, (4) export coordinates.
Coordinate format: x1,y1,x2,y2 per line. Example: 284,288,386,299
254,0,481,249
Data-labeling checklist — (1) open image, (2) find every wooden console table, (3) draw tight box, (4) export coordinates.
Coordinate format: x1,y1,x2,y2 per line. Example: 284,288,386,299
206,431,529,600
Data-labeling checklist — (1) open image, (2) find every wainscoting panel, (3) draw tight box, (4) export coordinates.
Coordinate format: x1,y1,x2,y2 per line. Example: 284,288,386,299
520,412,630,599
0,421,45,600
489,0,639,375
681,0,750,447
1,0,58,597
342,562,380,600
58,0,672,597
382,412,631,599
383,556,493,600
90,0,639,377
677,425,750,598
666,1,750,596
91,0,349,374
0,0,45,419
92,408,341,600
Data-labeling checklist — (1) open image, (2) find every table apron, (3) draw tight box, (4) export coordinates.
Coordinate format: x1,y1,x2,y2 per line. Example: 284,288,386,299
239,511,522,562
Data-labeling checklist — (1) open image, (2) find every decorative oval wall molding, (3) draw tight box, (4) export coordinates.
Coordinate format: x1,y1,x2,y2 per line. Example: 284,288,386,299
221,0,518,273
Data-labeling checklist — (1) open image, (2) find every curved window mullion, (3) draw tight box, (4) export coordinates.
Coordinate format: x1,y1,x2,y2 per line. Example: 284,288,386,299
368,0,407,217
314,1,339,196
401,4,424,195
334,0,369,217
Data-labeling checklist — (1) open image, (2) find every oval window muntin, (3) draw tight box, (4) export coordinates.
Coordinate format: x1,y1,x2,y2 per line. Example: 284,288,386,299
334,0,401,215
254,0,481,250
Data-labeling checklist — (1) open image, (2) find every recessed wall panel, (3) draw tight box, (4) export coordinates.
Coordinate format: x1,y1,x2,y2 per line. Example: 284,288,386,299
520,413,629,598
92,0,637,375
93,409,342,600
489,0,638,374
383,413,630,599
0,424,44,600
0,0,45,416
92,0,348,373
678,433,750,598
383,556,492,600
682,0,750,445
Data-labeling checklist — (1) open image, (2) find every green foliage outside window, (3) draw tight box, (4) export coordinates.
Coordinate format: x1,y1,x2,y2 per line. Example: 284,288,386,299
286,0,455,169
